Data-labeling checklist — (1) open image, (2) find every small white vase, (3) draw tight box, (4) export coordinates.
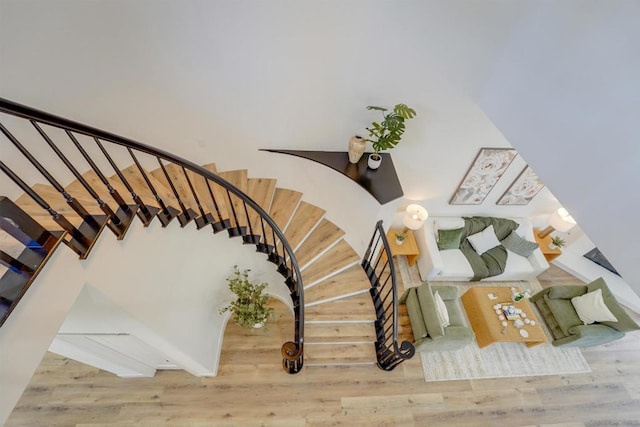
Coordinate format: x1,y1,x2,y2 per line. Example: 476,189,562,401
348,135,366,164
368,154,382,169
253,322,264,329
395,238,405,245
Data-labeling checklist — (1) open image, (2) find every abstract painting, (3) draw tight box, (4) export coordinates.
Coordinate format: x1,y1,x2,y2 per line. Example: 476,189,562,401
497,166,545,205
449,148,517,205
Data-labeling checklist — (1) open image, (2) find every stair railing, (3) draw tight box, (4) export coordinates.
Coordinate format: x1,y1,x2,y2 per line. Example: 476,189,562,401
362,220,415,370
0,97,304,373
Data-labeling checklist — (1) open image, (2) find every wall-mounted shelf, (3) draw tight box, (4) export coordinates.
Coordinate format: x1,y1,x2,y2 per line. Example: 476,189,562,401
260,150,404,204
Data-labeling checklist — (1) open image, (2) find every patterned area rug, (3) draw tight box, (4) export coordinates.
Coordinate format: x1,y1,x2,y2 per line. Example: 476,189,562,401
396,257,591,381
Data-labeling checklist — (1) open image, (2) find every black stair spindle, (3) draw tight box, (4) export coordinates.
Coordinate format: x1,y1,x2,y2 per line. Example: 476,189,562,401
0,161,94,258
128,149,181,227
155,159,196,227
29,121,112,231
64,131,139,239
0,121,103,232
181,166,214,229
93,139,158,226
204,179,230,233
225,189,245,238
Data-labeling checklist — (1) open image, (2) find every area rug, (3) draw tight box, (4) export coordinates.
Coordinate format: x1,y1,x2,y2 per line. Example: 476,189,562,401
395,257,591,381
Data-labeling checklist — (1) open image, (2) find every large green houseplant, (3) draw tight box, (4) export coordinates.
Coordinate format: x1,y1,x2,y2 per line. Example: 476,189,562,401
219,266,275,330
365,103,417,169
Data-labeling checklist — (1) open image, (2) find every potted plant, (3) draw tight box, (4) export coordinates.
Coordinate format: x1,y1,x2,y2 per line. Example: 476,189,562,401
395,230,407,245
219,266,275,330
549,236,566,249
364,103,417,169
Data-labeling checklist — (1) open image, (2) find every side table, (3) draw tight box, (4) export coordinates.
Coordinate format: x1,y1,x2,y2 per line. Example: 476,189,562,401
533,230,562,262
385,229,420,266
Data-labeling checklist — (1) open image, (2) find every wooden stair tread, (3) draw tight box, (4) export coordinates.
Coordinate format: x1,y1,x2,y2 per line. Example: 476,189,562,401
284,201,325,250
200,163,229,221
295,218,345,268
304,342,376,366
217,170,248,228
115,165,175,209
301,239,359,286
304,264,370,305
305,322,376,343
268,188,302,231
246,177,277,233
305,292,376,322
149,164,200,213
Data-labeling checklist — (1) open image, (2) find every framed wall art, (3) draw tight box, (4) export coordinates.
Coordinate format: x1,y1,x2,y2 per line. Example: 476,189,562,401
449,147,517,205
497,166,544,205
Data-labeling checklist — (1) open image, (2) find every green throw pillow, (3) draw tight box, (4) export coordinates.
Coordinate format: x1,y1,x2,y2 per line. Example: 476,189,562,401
437,228,464,250
500,231,539,257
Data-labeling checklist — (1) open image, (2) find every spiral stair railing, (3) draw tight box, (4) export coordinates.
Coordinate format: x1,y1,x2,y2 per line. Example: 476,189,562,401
362,220,415,370
0,97,304,373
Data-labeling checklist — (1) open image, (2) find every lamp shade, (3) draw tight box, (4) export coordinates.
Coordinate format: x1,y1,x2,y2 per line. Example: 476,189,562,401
549,207,576,232
402,204,429,230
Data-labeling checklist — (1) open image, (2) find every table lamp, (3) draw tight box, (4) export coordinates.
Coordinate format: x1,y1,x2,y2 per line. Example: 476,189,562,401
396,204,429,244
537,207,576,238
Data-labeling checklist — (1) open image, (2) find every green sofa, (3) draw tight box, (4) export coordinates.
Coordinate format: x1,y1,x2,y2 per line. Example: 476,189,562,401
399,281,474,352
530,277,639,347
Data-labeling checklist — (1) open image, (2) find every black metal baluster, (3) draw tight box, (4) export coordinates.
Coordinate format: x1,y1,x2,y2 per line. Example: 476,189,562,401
29,121,112,231
181,166,213,229
155,159,195,227
64,131,139,239
225,189,245,238
93,139,158,226
204,179,230,233
241,201,260,245
128,149,179,227
0,121,103,232
0,161,93,257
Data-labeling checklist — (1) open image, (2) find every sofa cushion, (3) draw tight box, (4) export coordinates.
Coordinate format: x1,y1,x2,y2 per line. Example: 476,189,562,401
439,249,475,278
501,231,539,257
443,299,465,327
548,285,588,300
503,250,535,276
467,225,501,254
432,285,458,301
405,288,428,339
437,227,464,250
433,291,450,327
587,277,640,332
417,283,445,339
545,294,583,336
571,288,618,325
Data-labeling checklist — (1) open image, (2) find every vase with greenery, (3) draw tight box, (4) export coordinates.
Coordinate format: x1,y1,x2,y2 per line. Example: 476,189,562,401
549,236,566,249
395,230,407,245
364,103,417,169
219,266,275,330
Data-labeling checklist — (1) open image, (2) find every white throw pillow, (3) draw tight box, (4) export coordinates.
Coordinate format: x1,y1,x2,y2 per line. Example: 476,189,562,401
466,225,501,254
571,288,618,325
433,291,450,328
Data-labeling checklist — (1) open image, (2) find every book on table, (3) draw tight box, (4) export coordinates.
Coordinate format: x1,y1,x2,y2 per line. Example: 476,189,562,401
502,304,520,321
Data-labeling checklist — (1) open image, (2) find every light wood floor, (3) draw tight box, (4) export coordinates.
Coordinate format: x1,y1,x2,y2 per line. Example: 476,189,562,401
7,266,640,426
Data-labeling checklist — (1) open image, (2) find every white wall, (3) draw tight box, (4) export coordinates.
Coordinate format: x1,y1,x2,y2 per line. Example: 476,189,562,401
0,0,567,259
478,0,640,295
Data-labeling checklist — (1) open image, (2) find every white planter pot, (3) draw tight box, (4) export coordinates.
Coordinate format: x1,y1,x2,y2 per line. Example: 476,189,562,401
253,322,264,329
368,154,382,169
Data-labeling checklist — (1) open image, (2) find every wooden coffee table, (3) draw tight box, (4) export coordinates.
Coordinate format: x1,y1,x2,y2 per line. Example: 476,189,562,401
461,286,548,348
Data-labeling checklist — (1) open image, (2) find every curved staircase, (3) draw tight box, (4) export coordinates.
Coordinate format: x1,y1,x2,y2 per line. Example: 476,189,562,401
3,158,378,369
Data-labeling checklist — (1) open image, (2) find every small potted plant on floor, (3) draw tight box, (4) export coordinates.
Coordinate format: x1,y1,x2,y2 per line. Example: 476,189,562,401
365,103,417,169
219,266,275,330
549,236,566,250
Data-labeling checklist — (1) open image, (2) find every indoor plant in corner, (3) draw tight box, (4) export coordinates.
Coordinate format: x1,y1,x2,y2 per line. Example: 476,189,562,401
365,103,417,169
219,266,275,330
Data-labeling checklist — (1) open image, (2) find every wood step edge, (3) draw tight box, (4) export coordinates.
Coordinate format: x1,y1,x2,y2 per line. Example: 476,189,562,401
298,236,343,271
305,288,370,307
303,260,360,289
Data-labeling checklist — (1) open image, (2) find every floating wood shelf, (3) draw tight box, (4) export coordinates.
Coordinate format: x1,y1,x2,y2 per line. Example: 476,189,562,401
260,150,404,204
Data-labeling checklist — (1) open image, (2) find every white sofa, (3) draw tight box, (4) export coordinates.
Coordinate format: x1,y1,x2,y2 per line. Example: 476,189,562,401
415,217,549,281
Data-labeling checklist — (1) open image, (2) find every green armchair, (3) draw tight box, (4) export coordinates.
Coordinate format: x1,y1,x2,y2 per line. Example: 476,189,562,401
399,281,474,352
530,277,639,347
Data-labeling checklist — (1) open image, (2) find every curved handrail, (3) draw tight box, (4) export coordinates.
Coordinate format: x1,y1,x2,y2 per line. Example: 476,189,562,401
0,97,304,372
